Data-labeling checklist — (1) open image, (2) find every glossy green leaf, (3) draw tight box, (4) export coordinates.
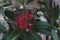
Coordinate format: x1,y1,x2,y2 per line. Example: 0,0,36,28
35,21,52,29
51,30,59,40
38,29,51,35
5,10,15,20
34,21,52,35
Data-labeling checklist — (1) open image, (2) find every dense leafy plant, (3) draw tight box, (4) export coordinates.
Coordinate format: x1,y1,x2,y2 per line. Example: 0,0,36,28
0,0,59,40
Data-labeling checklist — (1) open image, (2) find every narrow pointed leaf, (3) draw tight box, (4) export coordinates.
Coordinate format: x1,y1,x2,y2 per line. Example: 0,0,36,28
51,30,59,40
2,30,20,40
30,30,42,40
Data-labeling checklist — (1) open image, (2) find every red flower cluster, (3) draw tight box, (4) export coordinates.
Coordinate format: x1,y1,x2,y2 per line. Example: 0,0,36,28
15,10,35,31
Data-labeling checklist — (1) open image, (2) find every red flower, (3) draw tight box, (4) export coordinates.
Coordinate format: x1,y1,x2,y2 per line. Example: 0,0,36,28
15,10,35,31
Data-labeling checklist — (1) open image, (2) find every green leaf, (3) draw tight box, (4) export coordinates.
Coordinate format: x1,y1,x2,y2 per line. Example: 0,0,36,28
51,30,59,40
17,31,35,40
19,0,24,5
0,0,6,5
38,29,51,35
0,0,12,7
2,30,20,40
38,0,48,7
5,10,15,20
0,23,6,32
58,30,60,40
51,5,59,21
34,21,52,35
17,30,42,40
35,21,52,30
37,7,48,12
30,30,42,40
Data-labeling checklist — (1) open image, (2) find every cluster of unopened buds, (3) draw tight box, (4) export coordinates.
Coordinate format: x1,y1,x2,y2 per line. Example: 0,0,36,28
15,10,35,31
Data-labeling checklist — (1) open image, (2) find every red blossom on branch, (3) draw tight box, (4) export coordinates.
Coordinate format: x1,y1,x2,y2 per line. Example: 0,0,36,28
15,10,35,31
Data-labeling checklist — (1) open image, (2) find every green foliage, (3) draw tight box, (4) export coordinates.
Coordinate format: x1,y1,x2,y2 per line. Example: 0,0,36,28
0,23,6,32
0,0,59,40
30,30,42,40
19,0,24,5
0,0,12,7
2,30,20,40
3,9,59,40
37,7,48,12
51,30,59,40
38,0,48,7
37,0,48,12
51,5,59,21
5,10,15,20
0,0,6,4
59,30,60,40
2,30,42,40
34,21,52,35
